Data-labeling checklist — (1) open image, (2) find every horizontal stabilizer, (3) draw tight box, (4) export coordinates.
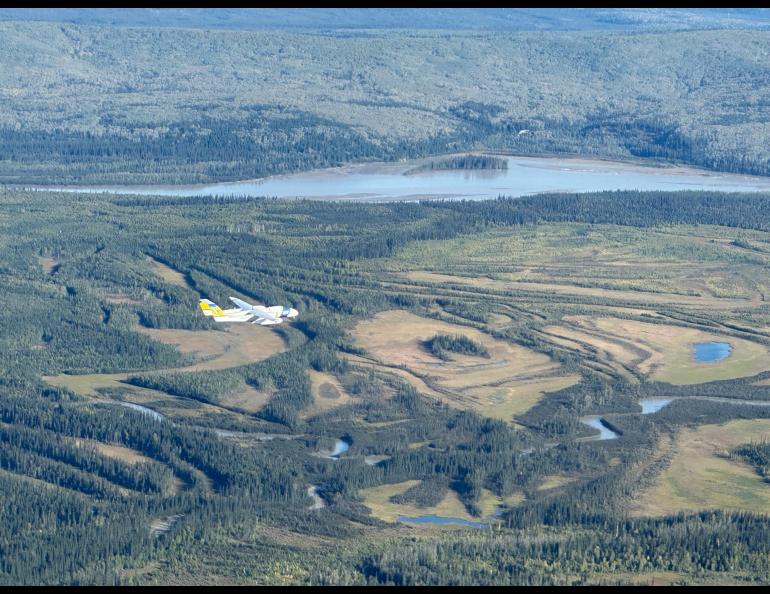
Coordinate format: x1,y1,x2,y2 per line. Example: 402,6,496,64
199,298,224,317
251,317,283,325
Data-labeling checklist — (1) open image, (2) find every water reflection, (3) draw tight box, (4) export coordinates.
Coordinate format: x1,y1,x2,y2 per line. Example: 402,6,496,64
579,416,620,441
31,156,770,202
693,342,732,363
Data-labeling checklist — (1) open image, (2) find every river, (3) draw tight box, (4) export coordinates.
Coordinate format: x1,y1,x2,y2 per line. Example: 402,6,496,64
94,399,165,422
29,155,770,202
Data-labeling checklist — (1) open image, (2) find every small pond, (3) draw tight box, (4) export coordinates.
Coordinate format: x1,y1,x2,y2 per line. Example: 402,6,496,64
579,416,620,441
693,342,732,363
324,438,351,460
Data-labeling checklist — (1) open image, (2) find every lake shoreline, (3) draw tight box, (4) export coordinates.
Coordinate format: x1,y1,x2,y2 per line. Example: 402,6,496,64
17,152,770,203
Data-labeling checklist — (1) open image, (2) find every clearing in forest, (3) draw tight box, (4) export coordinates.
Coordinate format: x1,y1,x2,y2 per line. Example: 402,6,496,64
301,370,357,419
216,384,274,413
135,324,286,371
80,440,158,466
147,256,190,288
536,474,577,491
37,255,61,274
543,316,769,385
74,438,187,495
351,310,577,421
45,324,287,417
358,480,509,524
630,419,770,517
392,223,770,307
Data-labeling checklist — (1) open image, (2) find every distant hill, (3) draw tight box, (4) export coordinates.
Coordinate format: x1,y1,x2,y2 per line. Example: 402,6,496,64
1,8,770,32
2,21,770,184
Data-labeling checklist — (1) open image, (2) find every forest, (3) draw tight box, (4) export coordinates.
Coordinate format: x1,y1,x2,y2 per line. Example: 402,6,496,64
3,24,770,183
2,186,770,584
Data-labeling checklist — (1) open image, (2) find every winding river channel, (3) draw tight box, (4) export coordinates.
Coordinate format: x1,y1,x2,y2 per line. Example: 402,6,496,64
96,393,770,525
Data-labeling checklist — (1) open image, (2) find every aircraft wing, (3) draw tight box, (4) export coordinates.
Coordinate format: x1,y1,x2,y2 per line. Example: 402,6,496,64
199,299,253,322
229,297,282,324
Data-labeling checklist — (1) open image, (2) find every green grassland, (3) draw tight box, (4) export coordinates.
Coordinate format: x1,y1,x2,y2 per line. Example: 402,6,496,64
5,188,770,584
631,419,770,517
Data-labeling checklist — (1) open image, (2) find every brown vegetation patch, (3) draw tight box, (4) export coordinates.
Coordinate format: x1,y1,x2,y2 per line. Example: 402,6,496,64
351,310,575,420
631,420,770,517
135,324,287,371
79,440,156,465
404,271,753,310
218,384,273,413
301,370,357,419
359,480,503,524
536,474,577,491
544,315,770,385
147,256,190,288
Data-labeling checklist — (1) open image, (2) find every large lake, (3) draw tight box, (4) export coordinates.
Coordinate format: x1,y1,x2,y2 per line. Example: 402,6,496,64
34,155,770,201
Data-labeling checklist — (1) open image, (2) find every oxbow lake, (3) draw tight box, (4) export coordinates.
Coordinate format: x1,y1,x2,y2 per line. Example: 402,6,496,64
30,155,770,202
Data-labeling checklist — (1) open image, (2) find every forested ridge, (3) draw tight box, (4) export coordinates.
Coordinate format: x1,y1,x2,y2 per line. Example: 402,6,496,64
3,24,770,183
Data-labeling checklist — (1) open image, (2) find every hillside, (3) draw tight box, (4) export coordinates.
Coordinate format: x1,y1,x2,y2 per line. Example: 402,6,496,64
2,24,770,183
2,8,770,32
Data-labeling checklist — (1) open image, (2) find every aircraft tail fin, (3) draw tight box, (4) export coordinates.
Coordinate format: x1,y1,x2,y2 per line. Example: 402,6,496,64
199,298,225,317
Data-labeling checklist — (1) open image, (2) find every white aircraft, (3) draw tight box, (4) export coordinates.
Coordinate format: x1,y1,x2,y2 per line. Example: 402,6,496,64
199,297,298,325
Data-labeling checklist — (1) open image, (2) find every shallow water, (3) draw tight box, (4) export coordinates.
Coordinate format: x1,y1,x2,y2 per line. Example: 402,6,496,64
32,155,770,201
324,438,351,460
693,342,732,363
397,514,489,528
98,400,164,422
579,416,620,441
639,398,673,414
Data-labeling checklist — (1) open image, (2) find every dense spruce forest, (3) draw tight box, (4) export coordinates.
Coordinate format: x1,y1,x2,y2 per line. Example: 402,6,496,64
2,185,770,584
406,155,509,175
426,334,491,360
